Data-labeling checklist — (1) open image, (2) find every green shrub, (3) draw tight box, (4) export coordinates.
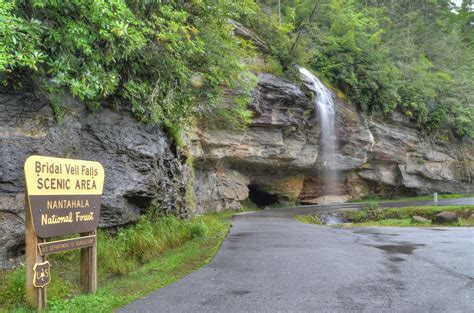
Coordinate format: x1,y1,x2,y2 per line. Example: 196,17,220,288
189,221,209,239
0,1,45,72
343,210,367,223
1,0,259,128
366,208,385,221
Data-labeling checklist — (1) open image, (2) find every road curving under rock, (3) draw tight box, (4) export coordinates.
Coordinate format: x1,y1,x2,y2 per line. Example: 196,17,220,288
120,198,474,312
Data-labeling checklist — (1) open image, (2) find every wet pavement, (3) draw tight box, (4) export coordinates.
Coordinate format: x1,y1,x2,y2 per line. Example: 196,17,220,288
120,199,474,312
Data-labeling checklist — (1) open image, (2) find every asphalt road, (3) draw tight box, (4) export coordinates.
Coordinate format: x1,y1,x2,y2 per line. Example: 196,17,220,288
120,198,474,312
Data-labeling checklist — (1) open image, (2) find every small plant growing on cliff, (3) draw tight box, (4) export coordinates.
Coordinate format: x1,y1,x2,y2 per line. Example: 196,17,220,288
50,95,64,123
164,122,185,149
186,154,196,211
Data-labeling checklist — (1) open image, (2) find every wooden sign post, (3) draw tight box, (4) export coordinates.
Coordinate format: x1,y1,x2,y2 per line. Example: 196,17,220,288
24,156,104,310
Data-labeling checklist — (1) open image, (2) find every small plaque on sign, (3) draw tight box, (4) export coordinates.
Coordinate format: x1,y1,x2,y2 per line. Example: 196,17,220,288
33,261,51,288
38,235,96,256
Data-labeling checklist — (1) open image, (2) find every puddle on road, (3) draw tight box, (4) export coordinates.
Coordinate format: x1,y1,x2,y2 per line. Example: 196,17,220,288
229,232,254,238
373,244,424,255
353,229,399,237
229,290,251,296
354,229,425,256
388,256,406,262
226,232,255,242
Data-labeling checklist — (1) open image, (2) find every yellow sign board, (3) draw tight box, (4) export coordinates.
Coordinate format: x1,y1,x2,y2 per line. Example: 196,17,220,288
24,155,104,196
24,155,105,238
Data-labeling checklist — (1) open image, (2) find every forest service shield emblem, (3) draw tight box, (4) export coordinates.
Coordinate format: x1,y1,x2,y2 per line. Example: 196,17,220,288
33,261,51,288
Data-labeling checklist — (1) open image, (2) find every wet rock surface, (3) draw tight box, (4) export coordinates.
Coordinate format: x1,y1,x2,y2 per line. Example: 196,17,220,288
412,216,429,223
0,91,190,268
433,211,459,224
229,20,270,53
192,74,474,212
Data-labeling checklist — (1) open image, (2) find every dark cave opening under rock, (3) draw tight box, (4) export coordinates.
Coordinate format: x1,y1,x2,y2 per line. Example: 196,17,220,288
7,242,25,258
248,184,279,207
124,194,153,214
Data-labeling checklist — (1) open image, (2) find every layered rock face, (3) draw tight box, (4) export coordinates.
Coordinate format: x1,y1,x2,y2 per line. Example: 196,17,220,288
0,91,190,268
1,74,472,267
192,73,473,211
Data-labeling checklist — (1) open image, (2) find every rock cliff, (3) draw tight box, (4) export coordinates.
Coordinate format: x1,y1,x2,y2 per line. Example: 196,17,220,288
1,73,473,268
0,91,191,268
192,73,473,211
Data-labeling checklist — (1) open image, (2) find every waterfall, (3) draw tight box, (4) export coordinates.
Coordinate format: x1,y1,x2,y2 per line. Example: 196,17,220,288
299,67,339,197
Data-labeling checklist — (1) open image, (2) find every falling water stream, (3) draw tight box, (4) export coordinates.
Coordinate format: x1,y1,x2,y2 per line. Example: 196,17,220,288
299,67,339,197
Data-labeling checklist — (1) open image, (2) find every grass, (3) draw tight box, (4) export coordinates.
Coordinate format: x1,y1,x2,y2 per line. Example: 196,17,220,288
349,193,473,204
296,205,474,228
0,208,249,312
295,215,322,225
350,219,425,227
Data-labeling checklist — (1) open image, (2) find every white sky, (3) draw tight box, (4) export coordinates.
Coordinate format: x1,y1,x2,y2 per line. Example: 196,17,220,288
450,0,474,13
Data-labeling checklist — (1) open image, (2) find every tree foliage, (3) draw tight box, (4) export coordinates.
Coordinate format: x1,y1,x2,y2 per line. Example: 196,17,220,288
0,0,258,127
252,0,474,138
1,0,473,138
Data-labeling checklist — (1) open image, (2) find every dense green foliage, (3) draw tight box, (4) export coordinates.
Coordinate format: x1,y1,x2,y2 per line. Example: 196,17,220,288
1,0,473,137
250,0,474,138
0,0,257,127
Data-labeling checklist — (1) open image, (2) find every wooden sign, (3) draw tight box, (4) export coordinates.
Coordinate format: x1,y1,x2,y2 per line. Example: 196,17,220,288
24,156,104,238
24,156,104,311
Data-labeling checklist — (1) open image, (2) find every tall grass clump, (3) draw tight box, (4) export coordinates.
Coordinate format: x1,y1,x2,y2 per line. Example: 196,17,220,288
97,215,210,276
